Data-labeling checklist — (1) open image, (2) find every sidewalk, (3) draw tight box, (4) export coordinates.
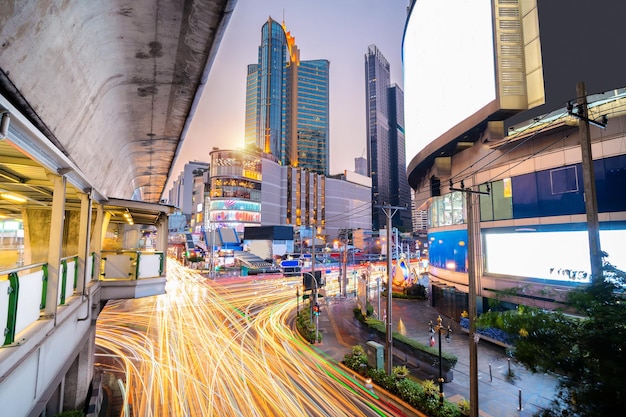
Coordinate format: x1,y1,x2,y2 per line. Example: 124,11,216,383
314,296,558,417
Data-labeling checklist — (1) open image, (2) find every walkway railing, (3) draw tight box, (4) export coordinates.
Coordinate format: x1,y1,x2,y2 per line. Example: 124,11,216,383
0,251,163,347
0,254,86,346
100,251,164,280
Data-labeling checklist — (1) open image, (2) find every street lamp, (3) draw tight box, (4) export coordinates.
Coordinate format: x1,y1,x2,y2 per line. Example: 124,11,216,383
429,315,452,405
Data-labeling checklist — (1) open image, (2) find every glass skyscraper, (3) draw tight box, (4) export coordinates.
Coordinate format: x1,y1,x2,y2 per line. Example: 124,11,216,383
245,17,329,175
365,45,412,232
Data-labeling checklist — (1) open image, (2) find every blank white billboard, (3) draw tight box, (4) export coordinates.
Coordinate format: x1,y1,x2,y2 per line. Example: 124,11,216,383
403,0,496,161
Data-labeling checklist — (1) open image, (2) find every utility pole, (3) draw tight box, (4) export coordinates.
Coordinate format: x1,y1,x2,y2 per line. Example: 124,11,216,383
380,204,406,375
570,82,604,282
466,190,479,417
450,183,488,417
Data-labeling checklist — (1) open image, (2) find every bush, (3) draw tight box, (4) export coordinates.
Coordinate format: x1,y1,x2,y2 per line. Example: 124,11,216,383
404,283,428,299
392,365,409,378
296,308,322,343
343,345,367,370
343,344,465,417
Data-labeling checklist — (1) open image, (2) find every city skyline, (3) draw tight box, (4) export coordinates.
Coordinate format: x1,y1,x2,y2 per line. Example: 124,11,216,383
166,0,408,191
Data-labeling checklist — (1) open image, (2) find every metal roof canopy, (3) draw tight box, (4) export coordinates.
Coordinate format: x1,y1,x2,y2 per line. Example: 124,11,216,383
0,0,236,203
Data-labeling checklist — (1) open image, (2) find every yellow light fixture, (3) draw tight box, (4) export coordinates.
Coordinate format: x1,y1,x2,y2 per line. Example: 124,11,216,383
0,192,27,203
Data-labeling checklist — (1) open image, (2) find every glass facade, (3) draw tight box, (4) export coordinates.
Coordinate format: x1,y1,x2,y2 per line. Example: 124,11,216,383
365,45,390,231
296,59,329,174
245,18,330,175
365,45,411,231
428,191,466,228
259,19,287,159
479,178,513,221
244,64,260,149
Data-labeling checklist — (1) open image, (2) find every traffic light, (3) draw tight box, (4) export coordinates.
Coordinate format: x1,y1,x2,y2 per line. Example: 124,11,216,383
312,303,320,316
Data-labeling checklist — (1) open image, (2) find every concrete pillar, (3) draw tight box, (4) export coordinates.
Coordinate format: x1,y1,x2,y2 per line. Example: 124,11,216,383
76,192,92,294
44,174,66,318
62,334,95,412
158,214,169,275
91,204,105,280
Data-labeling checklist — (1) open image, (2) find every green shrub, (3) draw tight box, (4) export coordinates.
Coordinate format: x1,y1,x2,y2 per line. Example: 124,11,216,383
296,308,322,343
404,283,427,299
343,345,367,370
421,378,439,398
392,365,409,378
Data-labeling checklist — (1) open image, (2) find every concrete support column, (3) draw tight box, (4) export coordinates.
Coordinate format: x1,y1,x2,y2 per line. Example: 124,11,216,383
76,192,93,294
62,336,94,412
91,204,105,280
44,173,67,319
158,214,169,275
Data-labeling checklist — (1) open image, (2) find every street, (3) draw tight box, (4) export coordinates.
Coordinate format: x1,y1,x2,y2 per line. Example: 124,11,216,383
95,260,409,416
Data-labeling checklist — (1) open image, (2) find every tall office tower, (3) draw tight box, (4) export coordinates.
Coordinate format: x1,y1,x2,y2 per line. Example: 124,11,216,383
388,84,412,232
365,45,412,232
244,17,329,175
244,64,259,149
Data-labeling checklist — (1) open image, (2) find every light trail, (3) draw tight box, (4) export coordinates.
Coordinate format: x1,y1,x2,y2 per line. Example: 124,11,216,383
95,259,406,416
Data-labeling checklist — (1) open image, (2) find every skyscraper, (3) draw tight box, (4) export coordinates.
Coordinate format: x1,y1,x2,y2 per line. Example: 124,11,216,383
245,17,329,175
365,45,412,232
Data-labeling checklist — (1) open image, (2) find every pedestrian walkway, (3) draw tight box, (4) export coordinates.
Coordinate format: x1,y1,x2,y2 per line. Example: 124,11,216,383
314,296,558,416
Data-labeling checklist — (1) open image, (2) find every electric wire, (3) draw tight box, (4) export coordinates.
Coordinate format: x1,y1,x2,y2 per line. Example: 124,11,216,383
408,87,626,212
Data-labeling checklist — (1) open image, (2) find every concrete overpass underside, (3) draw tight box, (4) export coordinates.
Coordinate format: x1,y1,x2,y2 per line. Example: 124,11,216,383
0,0,236,203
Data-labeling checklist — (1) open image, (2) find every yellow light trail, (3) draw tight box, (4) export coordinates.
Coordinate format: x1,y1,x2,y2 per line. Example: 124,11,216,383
95,260,406,416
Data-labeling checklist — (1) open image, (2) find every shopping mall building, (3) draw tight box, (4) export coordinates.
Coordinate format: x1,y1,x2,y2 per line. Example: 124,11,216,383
197,148,372,244
403,0,626,316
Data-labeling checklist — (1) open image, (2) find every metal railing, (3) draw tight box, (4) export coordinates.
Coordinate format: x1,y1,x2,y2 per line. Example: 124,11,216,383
100,251,164,280
0,254,85,346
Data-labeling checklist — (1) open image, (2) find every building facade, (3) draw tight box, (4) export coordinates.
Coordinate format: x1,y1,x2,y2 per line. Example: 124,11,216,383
403,0,626,314
198,149,371,242
167,161,209,223
208,149,263,234
364,45,412,232
245,17,329,175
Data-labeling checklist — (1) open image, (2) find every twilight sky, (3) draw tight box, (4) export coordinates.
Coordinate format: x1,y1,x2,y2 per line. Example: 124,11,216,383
167,0,410,191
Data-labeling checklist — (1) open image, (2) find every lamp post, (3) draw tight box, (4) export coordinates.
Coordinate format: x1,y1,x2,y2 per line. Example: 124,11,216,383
429,315,452,405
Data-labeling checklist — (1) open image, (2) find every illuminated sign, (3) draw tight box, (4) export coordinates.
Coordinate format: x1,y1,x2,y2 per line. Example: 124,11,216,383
242,169,262,181
211,211,261,223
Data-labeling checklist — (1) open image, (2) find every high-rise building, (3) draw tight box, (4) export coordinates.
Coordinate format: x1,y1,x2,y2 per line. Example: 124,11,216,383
245,17,329,175
365,45,412,232
388,84,412,231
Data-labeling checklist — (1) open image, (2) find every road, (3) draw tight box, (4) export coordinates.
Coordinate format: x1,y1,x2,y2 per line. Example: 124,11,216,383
95,260,408,416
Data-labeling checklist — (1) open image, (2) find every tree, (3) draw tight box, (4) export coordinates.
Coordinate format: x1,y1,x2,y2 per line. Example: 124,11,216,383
477,258,626,416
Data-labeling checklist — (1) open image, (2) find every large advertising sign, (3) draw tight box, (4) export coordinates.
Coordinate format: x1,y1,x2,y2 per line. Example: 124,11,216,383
403,0,496,160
